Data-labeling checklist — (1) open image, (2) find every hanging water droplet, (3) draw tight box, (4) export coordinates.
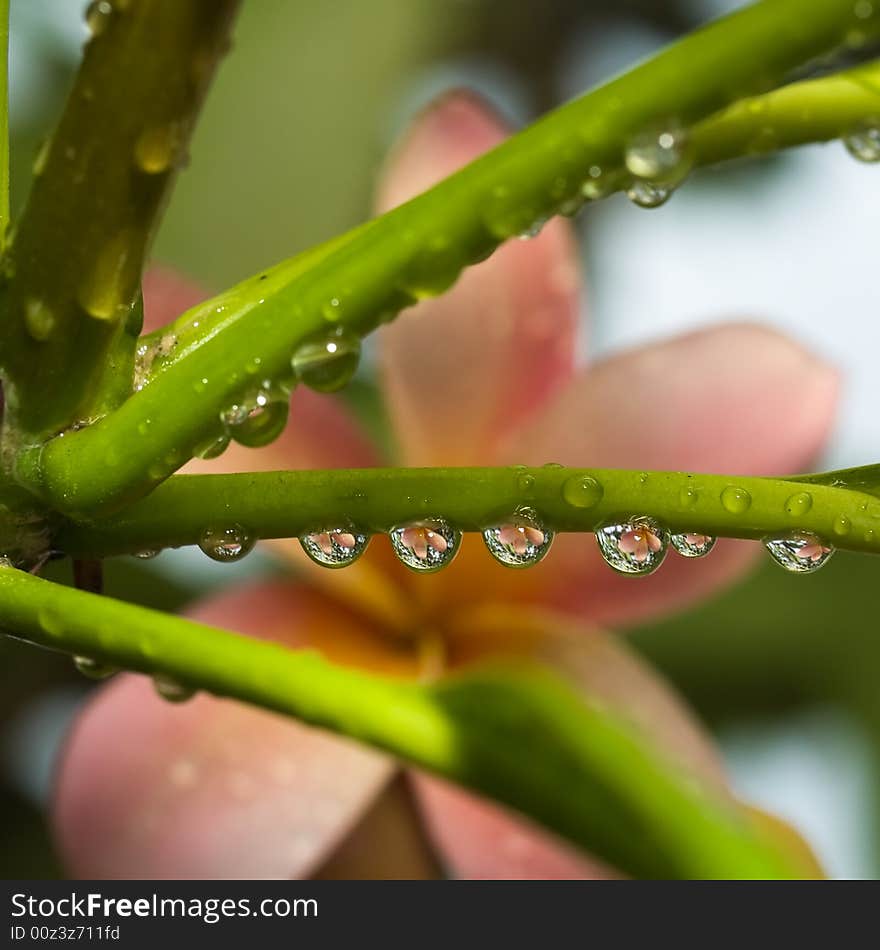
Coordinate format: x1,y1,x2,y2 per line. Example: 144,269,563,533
483,508,554,568
300,527,369,568
73,655,117,680
843,122,880,162
625,180,671,209
292,330,360,393
223,390,289,448
784,491,813,516
198,523,255,562
763,532,833,573
625,126,692,185
133,548,160,560
670,532,716,558
85,0,113,36
481,184,543,240
24,298,56,342
562,474,603,509
194,432,231,459
390,520,461,573
153,674,196,703
596,518,668,575
518,217,547,240
134,122,181,174
720,485,752,514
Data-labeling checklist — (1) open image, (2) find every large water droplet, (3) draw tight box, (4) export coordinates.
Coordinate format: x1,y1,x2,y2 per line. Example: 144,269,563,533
784,491,813,516
596,518,668,575
222,390,289,448
670,532,716,558
73,655,117,680
764,533,833,573
843,123,880,162
721,485,752,514
153,674,196,703
626,181,671,209
24,298,56,342
625,126,692,185
390,520,460,573
300,527,369,568
85,0,113,36
292,330,360,393
198,523,255,562
562,474,603,509
134,122,181,174
77,229,137,321
483,508,553,568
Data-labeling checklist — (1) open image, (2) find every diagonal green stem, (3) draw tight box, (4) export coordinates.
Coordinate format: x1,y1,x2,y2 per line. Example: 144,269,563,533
0,0,240,442
0,566,809,878
54,467,880,558
25,0,880,518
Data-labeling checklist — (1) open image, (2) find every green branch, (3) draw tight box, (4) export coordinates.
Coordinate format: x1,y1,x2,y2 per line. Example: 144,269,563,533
25,0,880,518
54,466,880,559
0,0,240,442
0,566,809,878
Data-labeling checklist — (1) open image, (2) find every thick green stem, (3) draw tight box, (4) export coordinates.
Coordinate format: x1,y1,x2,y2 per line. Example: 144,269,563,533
0,566,807,878
0,0,240,442
26,0,880,518
54,466,880,558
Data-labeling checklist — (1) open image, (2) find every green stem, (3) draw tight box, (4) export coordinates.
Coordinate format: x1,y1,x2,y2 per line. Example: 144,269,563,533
0,0,240,442
0,566,807,878
53,466,880,558
27,0,880,518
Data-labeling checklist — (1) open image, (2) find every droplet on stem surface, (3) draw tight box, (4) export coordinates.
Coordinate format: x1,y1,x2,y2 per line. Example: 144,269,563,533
721,485,752,514
561,475,603,509
625,126,692,185
73,655,117,680
483,508,554,568
198,524,255,562
300,527,369,568
24,298,56,341
670,532,716,558
291,330,360,392
596,518,668,575
764,532,833,573
85,0,113,36
390,520,460,573
784,491,813,516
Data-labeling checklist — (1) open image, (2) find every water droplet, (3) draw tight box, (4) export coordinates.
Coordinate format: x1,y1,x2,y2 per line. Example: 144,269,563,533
85,0,113,36
481,184,543,240
133,549,160,560
597,518,668,575
833,514,852,536
483,508,553,568
626,180,672,209
0,556,14,569
24,298,56,341
854,0,875,20
300,527,369,568
516,473,536,496
73,655,117,680
670,532,716,558
198,523,255,562
679,484,698,508
843,122,880,162
134,122,181,174
153,674,196,703
399,235,464,298
77,229,138,321
223,391,289,448
194,432,231,459
625,126,692,185
581,166,610,200
518,217,547,240
292,330,360,393
721,485,752,514
764,533,833,573
390,520,460,573
321,296,344,321
784,491,813,516
562,474,603,509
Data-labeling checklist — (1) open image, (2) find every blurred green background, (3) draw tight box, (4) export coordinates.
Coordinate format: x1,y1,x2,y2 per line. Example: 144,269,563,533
3,0,879,879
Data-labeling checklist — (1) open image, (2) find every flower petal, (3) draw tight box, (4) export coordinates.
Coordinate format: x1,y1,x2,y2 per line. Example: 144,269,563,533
502,323,839,625
376,91,580,464
53,583,404,879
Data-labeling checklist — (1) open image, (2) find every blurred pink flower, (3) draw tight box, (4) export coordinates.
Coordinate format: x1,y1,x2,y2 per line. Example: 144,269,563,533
53,92,838,880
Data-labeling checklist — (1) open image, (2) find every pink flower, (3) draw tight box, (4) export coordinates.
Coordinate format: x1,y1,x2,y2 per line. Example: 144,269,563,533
617,526,663,564
53,92,838,879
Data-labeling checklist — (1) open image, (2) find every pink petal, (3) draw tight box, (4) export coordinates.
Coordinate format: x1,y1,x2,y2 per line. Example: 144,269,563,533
376,91,580,465
502,323,839,626
53,583,401,879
